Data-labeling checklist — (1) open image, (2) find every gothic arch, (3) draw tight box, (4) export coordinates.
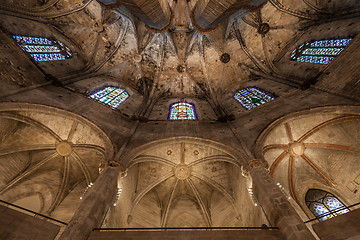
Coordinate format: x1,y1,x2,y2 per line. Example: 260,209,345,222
254,105,360,218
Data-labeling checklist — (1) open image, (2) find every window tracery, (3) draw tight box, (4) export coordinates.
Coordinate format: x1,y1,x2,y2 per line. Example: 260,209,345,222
305,189,350,221
13,35,72,62
290,38,353,64
169,102,197,120
234,87,274,110
89,86,129,109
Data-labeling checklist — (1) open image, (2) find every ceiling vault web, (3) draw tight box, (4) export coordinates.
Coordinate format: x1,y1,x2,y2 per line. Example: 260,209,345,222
264,115,360,209
129,172,175,216
0,152,59,195
129,155,177,168
186,178,212,227
160,178,179,227
48,156,70,213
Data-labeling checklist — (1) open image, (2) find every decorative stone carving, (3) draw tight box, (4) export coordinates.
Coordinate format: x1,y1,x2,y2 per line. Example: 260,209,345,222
248,159,268,172
174,164,191,180
56,141,73,156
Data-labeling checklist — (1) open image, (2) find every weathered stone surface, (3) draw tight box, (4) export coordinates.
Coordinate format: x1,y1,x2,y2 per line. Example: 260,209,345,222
88,229,284,240
58,167,120,240
0,205,60,240
312,207,360,240
250,167,316,240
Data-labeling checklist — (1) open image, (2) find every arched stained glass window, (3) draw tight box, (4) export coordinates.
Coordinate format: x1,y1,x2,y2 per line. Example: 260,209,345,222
89,86,129,109
290,38,353,64
305,189,350,221
234,87,274,110
13,35,72,62
169,102,196,120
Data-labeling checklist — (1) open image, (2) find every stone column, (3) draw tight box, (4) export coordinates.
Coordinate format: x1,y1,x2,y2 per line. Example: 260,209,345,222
248,159,316,240
58,162,123,240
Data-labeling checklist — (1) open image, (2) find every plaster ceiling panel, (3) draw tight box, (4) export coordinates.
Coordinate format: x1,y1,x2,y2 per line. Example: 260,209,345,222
285,114,340,142
135,162,173,194
0,121,57,148
20,112,75,141
68,122,106,148
210,190,239,227
166,195,208,227
263,148,287,167
305,147,359,180
0,118,27,144
129,190,162,227
1,170,62,212
0,152,30,188
304,120,360,147
51,180,87,223
270,156,289,188
263,123,288,146
13,194,42,213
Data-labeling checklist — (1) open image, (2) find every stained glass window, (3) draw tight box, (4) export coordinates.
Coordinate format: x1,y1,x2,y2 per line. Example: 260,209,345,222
13,35,72,62
169,102,196,120
290,38,352,64
305,189,350,221
89,87,129,109
234,87,274,110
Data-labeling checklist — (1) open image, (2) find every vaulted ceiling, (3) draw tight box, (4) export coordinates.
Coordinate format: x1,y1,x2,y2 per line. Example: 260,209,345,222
1,0,359,103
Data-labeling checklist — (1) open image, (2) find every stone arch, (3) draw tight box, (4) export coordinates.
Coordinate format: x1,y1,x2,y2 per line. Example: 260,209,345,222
0,102,114,220
254,105,360,218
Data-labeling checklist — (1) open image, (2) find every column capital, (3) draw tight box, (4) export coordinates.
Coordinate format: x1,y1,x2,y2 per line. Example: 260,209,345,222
107,160,128,177
247,158,269,172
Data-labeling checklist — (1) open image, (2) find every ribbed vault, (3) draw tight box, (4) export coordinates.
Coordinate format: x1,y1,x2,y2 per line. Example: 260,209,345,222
103,138,267,228
255,106,360,218
0,103,113,222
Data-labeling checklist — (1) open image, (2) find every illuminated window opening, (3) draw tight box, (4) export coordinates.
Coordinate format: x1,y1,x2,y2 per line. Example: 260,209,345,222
306,189,350,221
290,38,353,65
89,86,129,109
13,35,72,62
234,87,274,110
169,102,197,120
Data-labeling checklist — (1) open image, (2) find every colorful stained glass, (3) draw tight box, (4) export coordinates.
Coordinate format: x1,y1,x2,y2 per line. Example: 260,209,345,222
89,87,129,109
306,189,350,221
234,87,274,110
291,38,352,64
324,197,350,215
169,102,196,120
310,202,333,221
30,54,66,61
13,35,71,62
13,36,52,45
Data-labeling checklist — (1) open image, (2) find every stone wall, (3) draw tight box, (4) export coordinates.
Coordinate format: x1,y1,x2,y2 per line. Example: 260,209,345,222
312,207,360,240
88,229,284,240
0,205,61,240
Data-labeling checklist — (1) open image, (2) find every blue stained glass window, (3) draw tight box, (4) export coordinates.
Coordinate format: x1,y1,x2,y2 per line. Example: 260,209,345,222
306,189,350,221
89,87,129,109
169,102,196,120
234,87,274,110
290,38,352,64
12,35,72,62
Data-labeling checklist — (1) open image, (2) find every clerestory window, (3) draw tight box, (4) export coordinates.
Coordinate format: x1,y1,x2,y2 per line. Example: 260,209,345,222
234,87,274,110
305,189,350,221
169,102,197,120
290,38,353,64
13,35,72,62
89,86,129,109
